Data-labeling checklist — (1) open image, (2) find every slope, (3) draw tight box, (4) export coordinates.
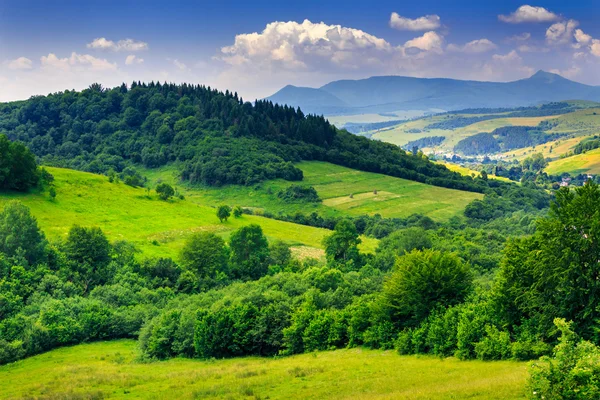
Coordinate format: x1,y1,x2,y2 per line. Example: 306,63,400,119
0,167,378,259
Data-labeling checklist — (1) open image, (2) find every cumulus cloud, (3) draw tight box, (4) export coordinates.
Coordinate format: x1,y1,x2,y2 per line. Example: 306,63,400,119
517,44,550,53
499,5,559,23
389,13,441,31
41,53,117,71
447,39,497,53
7,57,33,70
546,20,579,45
574,29,592,47
549,66,581,79
125,55,144,65
87,38,148,52
480,50,535,81
219,20,394,72
592,40,600,57
404,31,444,53
172,59,189,71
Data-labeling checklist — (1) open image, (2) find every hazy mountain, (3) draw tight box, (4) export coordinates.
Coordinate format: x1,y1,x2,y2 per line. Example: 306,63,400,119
266,71,600,115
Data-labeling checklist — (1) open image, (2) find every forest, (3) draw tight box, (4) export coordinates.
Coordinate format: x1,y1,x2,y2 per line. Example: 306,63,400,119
0,82,489,193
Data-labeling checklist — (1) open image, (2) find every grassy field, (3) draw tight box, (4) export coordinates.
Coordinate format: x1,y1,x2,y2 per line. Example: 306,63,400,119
0,167,377,260
372,113,560,151
545,147,600,175
0,340,528,400
496,135,586,162
436,161,512,182
143,161,482,222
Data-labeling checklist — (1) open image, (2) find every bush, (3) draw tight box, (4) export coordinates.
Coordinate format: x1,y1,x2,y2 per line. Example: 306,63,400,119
156,183,175,201
528,318,600,400
277,185,321,203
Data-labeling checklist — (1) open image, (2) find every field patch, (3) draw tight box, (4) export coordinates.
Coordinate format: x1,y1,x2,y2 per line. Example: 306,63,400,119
545,147,600,175
0,340,528,400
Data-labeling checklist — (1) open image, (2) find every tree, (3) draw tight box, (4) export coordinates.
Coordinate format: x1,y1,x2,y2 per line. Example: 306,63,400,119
323,219,361,267
382,249,473,328
0,134,39,191
233,206,243,218
0,201,46,266
496,183,600,340
180,232,229,284
64,225,112,291
217,205,231,222
269,240,292,267
156,183,175,201
48,187,57,200
229,224,270,280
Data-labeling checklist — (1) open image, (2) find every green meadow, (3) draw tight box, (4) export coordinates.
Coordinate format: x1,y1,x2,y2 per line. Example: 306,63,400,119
0,340,528,400
545,147,600,175
143,161,482,222
0,167,378,260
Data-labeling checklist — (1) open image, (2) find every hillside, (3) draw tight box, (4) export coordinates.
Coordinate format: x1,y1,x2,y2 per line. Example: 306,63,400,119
266,71,600,116
0,340,528,400
0,82,486,194
0,166,378,259
143,161,482,222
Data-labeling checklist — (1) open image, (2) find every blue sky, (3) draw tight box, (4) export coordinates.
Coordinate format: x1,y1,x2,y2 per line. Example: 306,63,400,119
0,1,599,101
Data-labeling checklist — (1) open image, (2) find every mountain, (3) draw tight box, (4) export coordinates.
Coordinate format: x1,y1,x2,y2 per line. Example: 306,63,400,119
265,71,600,116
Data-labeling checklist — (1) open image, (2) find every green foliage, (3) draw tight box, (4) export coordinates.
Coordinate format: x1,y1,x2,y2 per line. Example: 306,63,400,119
522,153,548,172
233,206,243,218
229,224,270,281
528,318,600,400
0,134,40,191
179,232,228,288
277,185,321,203
323,219,362,268
216,205,231,223
268,240,292,268
0,201,46,265
64,225,112,291
383,249,473,328
495,183,600,340
155,183,174,201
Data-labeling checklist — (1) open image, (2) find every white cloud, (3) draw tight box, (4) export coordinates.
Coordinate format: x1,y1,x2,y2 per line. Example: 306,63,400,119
507,32,531,42
549,66,581,79
87,38,148,52
7,57,33,70
219,20,394,72
125,55,144,65
41,52,117,71
517,44,549,53
404,31,444,53
173,59,189,71
448,39,497,53
499,5,559,23
591,40,600,57
546,20,579,45
389,13,441,31
480,50,535,81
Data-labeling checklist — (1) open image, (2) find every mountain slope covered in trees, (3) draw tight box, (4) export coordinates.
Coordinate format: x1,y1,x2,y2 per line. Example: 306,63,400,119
0,82,494,193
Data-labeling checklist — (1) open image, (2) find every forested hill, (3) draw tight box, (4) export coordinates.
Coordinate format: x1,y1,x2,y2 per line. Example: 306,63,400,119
0,82,486,192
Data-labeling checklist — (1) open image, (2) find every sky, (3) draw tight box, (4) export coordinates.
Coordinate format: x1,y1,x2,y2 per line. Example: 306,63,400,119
0,0,599,102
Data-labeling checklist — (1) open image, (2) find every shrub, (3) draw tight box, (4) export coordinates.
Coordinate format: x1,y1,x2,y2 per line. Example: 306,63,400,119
528,318,600,400
277,185,321,203
156,183,175,201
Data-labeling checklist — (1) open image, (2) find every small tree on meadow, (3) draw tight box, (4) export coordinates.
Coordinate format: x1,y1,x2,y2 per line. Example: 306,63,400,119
233,206,243,218
48,187,57,201
156,183,175,201
217,205,231,222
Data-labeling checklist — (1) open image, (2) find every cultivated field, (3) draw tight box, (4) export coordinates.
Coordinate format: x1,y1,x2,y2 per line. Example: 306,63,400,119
0,340,528,400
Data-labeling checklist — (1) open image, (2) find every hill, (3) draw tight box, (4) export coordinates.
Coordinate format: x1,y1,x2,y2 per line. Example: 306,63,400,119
0,340,528,400
143,161,482,222
0,166,378,259
0,81,488,194
266,71,600,116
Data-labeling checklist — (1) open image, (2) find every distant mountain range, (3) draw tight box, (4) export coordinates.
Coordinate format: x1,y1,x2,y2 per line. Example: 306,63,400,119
266,71,600,116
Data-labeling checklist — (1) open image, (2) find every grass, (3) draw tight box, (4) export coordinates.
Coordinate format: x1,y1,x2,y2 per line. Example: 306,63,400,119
545,147,600,175
142,161,482,222
372,113,560,151
0,340,529,400
496,135,587,162
0,167,377,260
436,161,512,183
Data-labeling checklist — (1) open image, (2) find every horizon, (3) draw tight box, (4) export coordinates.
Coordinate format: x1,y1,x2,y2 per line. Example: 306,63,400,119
1,1,599,102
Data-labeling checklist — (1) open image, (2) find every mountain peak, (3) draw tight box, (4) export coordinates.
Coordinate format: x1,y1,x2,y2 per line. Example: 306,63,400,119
528,70,564,82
